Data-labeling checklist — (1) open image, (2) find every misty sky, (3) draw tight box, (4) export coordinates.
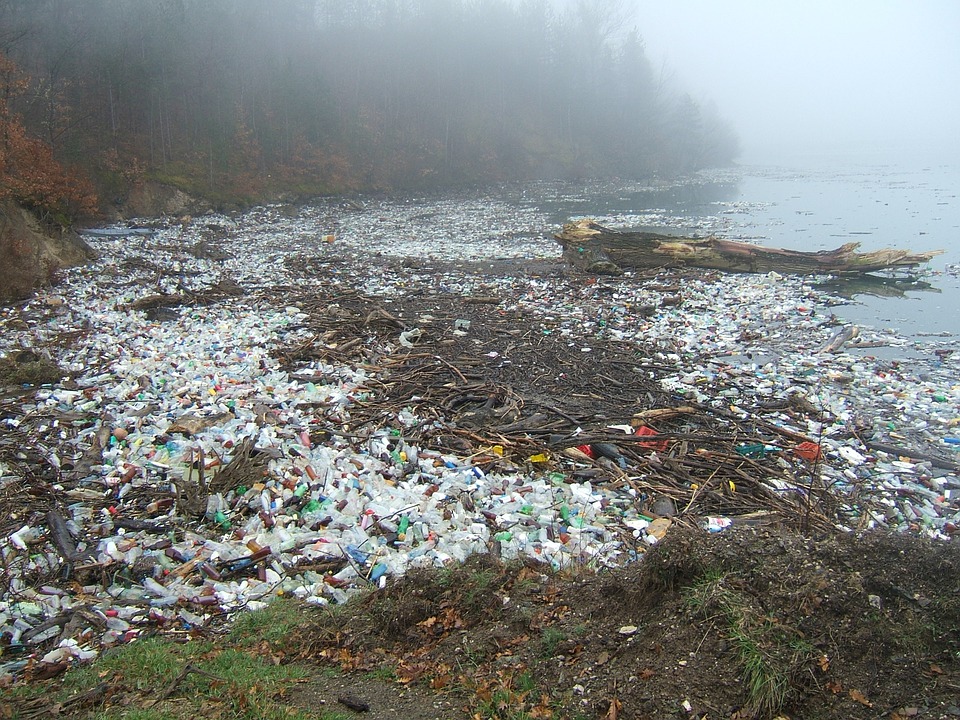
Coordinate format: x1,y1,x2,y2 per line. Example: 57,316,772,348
630,0,960,165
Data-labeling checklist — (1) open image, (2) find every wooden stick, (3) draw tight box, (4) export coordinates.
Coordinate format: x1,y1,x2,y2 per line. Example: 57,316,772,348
151,663,225,705
866,440,960,472
46,510,79,562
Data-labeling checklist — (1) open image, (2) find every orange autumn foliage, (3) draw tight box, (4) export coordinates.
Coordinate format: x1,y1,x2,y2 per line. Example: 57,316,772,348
0,52,98,223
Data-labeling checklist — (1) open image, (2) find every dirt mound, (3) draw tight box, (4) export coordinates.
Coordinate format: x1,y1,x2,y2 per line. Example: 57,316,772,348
286,525,960,719
0,200,94,302
112,181,210,218
0,181,211,303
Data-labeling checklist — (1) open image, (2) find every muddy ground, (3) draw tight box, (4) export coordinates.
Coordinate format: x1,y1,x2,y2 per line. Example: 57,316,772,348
0,200,94,302
275,525,960,720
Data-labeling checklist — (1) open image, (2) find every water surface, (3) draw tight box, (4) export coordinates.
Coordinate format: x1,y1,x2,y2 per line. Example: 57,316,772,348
729,164,960,348
537,164,960,354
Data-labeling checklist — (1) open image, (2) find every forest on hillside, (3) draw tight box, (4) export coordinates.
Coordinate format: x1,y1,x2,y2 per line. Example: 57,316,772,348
0,0,739,217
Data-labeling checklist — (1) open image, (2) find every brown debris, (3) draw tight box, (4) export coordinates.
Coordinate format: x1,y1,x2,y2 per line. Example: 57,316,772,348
558,219,943,275
265,283,836,530
124,278,244,312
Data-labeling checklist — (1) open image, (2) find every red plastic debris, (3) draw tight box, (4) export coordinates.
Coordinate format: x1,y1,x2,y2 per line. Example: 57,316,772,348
634,425,668,451
576,444,595,458
794,441,822,462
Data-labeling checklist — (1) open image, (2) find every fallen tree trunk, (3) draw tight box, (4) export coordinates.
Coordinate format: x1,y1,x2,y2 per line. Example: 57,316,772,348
557,219,943,275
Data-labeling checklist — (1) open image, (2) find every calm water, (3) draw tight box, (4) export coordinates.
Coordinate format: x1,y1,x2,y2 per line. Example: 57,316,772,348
532,163,960,352
730,164,960,347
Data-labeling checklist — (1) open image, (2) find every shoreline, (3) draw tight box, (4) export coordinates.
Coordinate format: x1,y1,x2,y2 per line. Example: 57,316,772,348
1,199,958,675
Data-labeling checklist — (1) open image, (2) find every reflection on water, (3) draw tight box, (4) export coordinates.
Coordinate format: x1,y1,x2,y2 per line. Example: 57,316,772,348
727,164,960,345
529,176,742,227
536,164,959,345
816,274,939,300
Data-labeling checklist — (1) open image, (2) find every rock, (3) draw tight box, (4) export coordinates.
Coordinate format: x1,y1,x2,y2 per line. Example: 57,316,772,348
650,495,677,518
0,351,63,388
113,182,210,219
337,694,370,712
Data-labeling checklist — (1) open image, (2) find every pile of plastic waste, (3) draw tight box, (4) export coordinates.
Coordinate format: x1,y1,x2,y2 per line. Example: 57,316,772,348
1,187,957,679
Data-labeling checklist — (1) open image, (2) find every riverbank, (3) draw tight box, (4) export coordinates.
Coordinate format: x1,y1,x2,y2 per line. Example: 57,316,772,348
1,197,959,714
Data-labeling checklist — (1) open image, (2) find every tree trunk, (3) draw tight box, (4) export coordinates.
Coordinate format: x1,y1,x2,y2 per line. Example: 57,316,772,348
556,219,942,275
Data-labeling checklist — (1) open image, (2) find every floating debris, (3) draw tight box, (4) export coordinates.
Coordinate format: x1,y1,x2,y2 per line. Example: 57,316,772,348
0,181,957,681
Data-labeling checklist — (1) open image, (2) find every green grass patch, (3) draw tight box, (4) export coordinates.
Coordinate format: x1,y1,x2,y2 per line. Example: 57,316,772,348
364,665,398,682
515,670,537,694
538,626,567,657
477,686,536,720
730,626,790,715
227,596,307,647
101,710,176,720
683,568,814,716
469,668,549,720
0,634,321,720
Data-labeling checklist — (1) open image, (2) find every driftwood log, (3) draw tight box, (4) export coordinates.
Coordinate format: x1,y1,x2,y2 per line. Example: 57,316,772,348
557,219,942,275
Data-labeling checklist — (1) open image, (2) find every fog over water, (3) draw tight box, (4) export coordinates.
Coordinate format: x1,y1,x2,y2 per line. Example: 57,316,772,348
631,0,960,166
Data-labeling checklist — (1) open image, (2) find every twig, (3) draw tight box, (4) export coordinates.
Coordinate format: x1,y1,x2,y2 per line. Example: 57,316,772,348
537,402,584,426
865,440,960,472
150,663,225,705
434,355,469,383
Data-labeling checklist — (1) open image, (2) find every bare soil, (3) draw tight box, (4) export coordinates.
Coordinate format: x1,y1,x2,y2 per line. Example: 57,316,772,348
282,525,960,720
0,200,94,302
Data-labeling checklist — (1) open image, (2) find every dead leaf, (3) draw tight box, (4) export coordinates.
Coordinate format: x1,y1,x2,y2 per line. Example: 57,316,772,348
396,661,428,684
430,674,451,690
26,661,68,681
826,680,843,694
638,668,655,680
440,606,463,629
530,703,553,719
928,663,944,675
849,689,873,707
604,697,621,720
515,566,542,584
818,654,830,672
503,633,530,648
